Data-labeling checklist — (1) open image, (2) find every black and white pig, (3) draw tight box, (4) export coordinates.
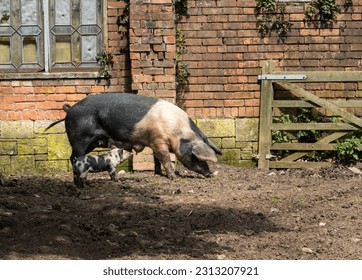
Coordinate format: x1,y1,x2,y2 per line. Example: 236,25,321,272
45,93,222,180
73,148,132,188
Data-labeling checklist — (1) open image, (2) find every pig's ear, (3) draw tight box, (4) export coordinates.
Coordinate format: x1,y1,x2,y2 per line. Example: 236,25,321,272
192,141,218,162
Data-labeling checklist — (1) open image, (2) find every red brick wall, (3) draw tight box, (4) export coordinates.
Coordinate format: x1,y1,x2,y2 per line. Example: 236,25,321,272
178,0,362,118
129,0,176,103
2,0,361,122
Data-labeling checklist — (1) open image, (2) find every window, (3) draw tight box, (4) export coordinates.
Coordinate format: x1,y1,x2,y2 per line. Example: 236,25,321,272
0,0,104,73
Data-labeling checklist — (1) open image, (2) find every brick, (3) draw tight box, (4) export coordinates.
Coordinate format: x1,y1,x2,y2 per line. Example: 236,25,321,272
3,95,26,102
55,86,76,94
11,155,36,175
130,44,151,52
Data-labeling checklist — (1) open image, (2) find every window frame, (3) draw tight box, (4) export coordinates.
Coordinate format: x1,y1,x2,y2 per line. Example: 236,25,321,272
0,0,107,80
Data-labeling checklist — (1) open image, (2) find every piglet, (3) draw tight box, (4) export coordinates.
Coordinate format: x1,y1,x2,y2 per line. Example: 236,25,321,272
73,148,132,188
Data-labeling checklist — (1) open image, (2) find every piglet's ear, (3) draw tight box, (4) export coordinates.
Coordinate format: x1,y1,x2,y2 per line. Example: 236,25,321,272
192,141,218,163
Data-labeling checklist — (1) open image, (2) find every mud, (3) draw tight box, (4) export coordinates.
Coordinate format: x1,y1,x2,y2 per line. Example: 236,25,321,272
0,164,361,259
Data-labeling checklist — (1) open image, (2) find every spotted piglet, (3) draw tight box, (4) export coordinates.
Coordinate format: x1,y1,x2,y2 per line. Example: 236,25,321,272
73,148,132,188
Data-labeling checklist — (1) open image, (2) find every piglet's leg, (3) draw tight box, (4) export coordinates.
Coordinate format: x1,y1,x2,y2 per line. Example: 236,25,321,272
108,167,117,181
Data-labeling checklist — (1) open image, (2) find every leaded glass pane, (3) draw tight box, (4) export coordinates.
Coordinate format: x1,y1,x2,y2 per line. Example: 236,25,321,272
55,36,71,62
18,26,42,36
78,25,100,35
51,26,74,35
81,0,96,25
21,0,38,25
23,36,37,63
0,26,15,36
81,35,96,62
55,0,71,25
0,0,10,25
0,37,10,63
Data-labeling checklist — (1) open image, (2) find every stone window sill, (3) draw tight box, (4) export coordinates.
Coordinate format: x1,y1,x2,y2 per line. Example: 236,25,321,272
0,72,100,81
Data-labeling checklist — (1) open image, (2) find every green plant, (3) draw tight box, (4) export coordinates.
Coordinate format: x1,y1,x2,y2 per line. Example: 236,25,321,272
96,50,114,79
117,0,130,52
272,109,322,144
1,13,9,23
272,108,325,159
334,136,361,164
255,0,292,41
271,7,293,42
175,2,189,108
272,112,292,144
256,0,276,37
344,0,353,10
175,0,188,19
175,27,190,108
305,0,339,27
256,0,276,11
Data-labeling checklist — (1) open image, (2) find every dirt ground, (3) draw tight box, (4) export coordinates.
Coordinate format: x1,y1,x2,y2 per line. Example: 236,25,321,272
0,163,361,260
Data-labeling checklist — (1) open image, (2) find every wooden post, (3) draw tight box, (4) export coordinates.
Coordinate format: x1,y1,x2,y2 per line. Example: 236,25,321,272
258,60,275,169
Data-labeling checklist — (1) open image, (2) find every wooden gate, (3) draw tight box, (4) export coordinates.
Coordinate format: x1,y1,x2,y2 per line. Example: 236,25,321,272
258,60,362,169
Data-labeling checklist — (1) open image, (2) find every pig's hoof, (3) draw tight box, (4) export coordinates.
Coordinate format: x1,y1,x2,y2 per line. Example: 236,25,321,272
167,173,177,180
66,184,81,197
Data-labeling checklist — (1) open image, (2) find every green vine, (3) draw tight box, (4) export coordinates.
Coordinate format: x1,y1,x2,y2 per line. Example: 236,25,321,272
117,0,130,52
96,50,114,79
255,0,292,42
175,0,188,20
175,0,190,108
305,0,339,27
344,0,353,10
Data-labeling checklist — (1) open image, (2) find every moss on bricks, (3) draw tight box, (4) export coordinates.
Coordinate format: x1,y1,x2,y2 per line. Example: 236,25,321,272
219,148,240,164
0,141,17,155
210,137,222,149
47,133,71,160
38,120,65,134
0,165,11,176
196,119,235,138
0,153,11,176
36,160,69,175
236,118,259,142
222,137,235,149
11,155,36,174
1,121,34,139
0,155,10,165
18,138,47,155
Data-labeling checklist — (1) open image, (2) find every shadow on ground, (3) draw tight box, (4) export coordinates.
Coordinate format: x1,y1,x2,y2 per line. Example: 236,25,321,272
0,175,282,259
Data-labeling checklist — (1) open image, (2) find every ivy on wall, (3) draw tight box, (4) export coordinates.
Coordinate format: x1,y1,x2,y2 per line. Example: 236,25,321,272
175,0,190,108
305,0,340,27
255,0,354,40
255,0,292,41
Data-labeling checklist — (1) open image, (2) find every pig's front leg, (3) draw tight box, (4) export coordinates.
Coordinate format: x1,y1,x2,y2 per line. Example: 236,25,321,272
153,149,176,179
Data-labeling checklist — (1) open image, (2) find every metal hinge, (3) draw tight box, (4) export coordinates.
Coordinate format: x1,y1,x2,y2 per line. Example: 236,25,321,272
258,74,307,80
